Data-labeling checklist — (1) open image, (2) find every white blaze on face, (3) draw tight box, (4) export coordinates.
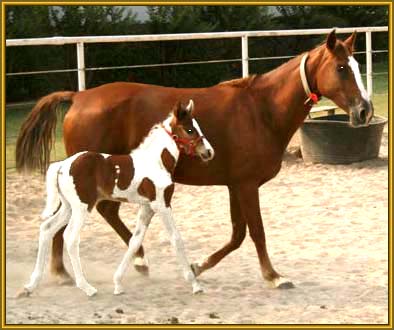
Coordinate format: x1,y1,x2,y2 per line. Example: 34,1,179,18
348,56,369,101
192,118,215,158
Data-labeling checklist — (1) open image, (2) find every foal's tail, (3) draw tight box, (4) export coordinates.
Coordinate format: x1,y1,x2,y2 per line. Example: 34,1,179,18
41,161,63,220
15,91,75,174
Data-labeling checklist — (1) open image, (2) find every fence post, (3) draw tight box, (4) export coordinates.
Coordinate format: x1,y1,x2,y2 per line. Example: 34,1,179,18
76,42,86,91
241,35,249,78
365,31,373,98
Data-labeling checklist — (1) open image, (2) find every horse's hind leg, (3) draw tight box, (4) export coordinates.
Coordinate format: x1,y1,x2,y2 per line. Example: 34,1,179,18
50,226,73,284
21,204,71,296
113,205,153,295
96,200,149,275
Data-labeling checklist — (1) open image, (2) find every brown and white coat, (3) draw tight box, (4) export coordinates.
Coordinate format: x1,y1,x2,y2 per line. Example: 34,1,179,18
23,100,214,297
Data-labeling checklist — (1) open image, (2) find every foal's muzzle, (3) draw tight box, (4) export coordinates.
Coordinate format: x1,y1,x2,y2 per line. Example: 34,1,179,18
350,99,374,127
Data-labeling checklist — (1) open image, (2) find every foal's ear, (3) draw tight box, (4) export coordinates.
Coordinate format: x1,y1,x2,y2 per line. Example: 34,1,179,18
344,30,357,53
173,101,188,121
186,99,194,114
326,29,337,52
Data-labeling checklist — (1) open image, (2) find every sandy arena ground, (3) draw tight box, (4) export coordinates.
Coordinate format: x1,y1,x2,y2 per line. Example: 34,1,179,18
5,127,389,325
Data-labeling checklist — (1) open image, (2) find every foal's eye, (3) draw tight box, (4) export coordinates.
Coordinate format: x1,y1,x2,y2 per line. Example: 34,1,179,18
187,128,194,135
337,65,346,72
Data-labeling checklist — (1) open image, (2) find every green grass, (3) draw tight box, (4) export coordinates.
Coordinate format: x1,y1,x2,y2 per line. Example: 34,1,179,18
5,104,67,171
5,69,389,171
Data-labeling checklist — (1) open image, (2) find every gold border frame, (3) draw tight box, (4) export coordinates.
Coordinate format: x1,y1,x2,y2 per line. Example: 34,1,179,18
1,1,392,328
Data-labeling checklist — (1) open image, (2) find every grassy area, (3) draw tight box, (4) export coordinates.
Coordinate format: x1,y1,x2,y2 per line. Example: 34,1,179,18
5,70,389,171
5,104,67,171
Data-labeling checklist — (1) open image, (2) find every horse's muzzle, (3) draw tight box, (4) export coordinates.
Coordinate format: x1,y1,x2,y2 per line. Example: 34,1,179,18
350,99,374,127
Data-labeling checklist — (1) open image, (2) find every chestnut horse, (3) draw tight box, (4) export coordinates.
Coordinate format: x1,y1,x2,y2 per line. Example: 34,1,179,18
16,30,373,289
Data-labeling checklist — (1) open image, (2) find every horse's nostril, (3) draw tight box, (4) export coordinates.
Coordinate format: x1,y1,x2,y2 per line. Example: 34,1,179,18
359,109,366,122
207,150,212,158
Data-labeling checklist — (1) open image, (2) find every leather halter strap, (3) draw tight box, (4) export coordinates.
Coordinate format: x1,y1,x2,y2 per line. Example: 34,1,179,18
163,126,203,156
300,53,320,107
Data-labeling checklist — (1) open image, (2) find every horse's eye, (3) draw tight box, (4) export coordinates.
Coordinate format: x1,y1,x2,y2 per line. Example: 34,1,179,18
187,128,194,135
337,65,346,72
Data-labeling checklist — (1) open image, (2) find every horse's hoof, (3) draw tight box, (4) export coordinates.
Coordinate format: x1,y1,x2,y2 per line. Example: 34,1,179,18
134,264,149,276
15,288,31,298
268,277,295,289
134,257,149,276
191,263,202,277
56,274,74,286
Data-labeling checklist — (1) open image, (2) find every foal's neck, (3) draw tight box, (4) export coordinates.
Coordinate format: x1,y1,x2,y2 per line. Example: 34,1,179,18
134,116,179,160
253,46,324,148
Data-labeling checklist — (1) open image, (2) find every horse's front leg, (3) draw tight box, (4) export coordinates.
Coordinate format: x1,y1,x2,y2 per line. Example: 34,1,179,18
157,205,203,294
238,183,294,289
191,185,247,276
96,200,149,275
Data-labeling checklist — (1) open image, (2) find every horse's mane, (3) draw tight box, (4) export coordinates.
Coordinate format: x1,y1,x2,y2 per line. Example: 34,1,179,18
218,75,259,89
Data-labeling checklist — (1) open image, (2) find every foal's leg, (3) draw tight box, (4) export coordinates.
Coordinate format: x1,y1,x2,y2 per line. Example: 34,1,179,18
191,186,247,276
96,200,149,275
113,205,153,295
63,204,97,297
157,206,203,294
22,204,71,295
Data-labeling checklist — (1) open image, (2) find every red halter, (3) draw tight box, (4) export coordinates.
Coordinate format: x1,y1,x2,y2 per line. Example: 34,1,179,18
163,127,204,156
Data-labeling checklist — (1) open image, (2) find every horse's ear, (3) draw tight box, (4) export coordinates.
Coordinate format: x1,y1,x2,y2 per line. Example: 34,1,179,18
173,101,187,121
344,30,357,53
186,99,194,114
326,29,337,52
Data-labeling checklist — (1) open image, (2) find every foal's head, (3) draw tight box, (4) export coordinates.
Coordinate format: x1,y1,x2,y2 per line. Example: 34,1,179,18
169,100,215,162
314,30,374,127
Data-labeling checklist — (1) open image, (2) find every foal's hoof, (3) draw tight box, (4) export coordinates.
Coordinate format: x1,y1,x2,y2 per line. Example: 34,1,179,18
268,277,295,289
114,285,125,296
15,288,31,298
84,286,98,297
190,263,202,277
192,282,204,295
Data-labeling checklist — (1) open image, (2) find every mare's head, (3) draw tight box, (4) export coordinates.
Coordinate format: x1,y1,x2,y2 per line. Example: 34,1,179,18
313,30,374,127
170,100,215,162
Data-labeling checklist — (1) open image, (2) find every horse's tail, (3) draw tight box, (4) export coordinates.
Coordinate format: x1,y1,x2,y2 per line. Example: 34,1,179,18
15,91,75,174
41,161,62,220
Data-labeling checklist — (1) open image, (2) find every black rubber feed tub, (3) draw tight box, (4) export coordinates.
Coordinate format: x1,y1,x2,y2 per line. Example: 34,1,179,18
300,114,387,164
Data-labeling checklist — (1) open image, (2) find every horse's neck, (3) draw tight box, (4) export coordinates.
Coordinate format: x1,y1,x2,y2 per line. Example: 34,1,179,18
253,47,323,148
133,122,179,161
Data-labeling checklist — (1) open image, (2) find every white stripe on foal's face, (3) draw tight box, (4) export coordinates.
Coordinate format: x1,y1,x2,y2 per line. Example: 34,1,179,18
348,56,369,101
192,118,215,159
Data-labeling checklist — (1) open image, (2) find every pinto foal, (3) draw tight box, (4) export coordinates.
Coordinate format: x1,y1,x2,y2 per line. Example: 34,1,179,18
22,100,214,297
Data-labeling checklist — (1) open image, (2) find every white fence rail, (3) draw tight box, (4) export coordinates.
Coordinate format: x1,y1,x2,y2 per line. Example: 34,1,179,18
6,26,388,95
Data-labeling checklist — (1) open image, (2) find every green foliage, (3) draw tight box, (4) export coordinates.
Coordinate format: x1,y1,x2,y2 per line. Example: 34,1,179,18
5,5,389,102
